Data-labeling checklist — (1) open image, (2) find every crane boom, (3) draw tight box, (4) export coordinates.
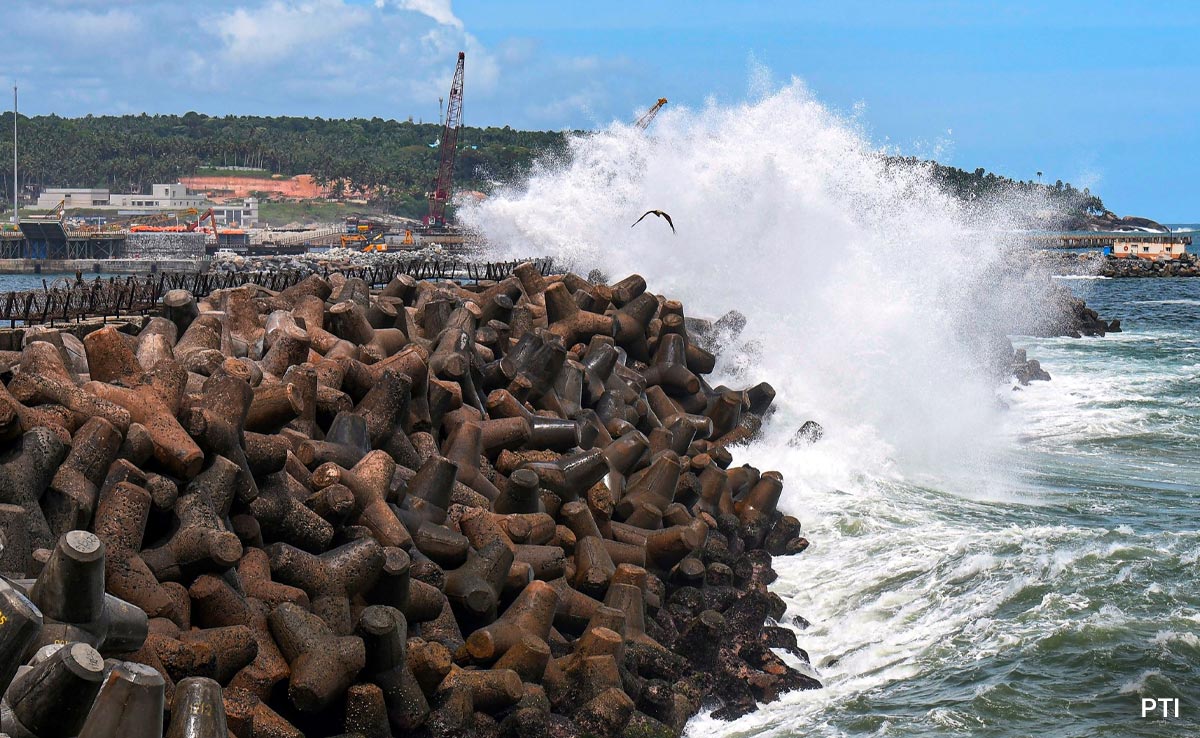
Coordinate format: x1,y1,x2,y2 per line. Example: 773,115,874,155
185,208,214,232
426,52,465,228
634,98,668,130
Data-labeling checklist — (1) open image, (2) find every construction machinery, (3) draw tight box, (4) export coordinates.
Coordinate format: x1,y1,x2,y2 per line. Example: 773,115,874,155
425,51,465,228
339,231,387,252
635,98,668,130
188,208,218,234
128,208,201,232
26,198,66,223
361,231,387,252
341,217,389,251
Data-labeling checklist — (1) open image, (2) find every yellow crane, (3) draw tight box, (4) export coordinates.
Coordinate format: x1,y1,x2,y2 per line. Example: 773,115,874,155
26,198,66,222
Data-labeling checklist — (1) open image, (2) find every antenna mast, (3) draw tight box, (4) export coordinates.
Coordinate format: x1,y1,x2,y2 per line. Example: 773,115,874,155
11,85,16,224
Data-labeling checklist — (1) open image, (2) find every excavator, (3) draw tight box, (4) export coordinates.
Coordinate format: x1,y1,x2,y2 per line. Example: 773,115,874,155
341,217,389,252
185,208,217,233
341,229,388,252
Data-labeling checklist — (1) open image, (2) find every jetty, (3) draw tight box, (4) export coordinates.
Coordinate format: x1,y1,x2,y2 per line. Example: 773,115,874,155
1028,230,1194,260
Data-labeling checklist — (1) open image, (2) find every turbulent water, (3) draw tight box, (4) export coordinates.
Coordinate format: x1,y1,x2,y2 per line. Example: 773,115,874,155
463,81,1199,736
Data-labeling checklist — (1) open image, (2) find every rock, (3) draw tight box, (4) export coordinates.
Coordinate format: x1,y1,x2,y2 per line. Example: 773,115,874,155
788,421,823,447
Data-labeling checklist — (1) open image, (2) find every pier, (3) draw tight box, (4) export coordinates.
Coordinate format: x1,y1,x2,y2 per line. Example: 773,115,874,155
2,220,127,260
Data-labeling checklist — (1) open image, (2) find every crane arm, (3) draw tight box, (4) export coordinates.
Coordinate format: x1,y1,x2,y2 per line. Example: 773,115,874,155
185,208,214,232
634,98,668,130
425,52,465,228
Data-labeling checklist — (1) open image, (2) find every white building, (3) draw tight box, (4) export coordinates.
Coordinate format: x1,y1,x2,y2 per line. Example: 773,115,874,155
211,197,260,227
36,188,110,209
1109,236,1190,260
108,184,206,211
36,183,205,212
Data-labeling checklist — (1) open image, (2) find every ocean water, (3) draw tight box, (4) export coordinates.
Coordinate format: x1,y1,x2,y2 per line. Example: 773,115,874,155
688,276,1200,738
0,273,136,293
463,79,1199,736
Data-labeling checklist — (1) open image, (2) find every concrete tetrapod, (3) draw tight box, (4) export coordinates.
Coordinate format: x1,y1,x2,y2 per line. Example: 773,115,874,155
0,264,820,738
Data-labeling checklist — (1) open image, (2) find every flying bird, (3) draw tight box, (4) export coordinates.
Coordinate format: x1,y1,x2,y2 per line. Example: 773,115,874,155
631,209,675,234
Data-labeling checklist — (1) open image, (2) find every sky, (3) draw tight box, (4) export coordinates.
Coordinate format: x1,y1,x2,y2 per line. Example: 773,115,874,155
2,0,1198,219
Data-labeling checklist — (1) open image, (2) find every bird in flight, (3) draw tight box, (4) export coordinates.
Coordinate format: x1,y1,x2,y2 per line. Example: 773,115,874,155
631,209,675,234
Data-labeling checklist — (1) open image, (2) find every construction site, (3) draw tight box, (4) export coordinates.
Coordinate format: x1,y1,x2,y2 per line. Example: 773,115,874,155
1,51,668,284
1,52,488,274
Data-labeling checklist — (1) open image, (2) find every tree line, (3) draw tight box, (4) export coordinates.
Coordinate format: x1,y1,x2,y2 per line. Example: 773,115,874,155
0,112,572,219
910,158,1107,222
0,112,1105,221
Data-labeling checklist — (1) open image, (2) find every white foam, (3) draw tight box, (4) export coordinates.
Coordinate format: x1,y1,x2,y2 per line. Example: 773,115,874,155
464,78,1065,487
460,75,1191,736
1119,670,1164,694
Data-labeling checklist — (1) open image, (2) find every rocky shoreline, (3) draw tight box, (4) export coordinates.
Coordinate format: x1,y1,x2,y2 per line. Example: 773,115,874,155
0,251,1127,737
0,263,818,738
1043,250,1200,278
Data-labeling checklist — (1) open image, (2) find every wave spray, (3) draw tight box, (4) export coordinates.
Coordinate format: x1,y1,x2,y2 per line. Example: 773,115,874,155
464,77,1050,487
461,77,1075,735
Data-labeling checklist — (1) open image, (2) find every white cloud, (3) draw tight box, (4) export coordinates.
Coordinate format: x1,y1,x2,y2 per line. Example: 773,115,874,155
393,0,462,29
0,0,632,130
214,0,370,63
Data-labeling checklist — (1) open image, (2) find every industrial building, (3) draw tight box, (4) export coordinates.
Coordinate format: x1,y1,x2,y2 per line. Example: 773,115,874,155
210,197,260,226
36,183,206,213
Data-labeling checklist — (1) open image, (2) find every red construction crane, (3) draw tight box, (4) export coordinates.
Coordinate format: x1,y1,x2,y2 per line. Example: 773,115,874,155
426,51,465,228
634,98,668,130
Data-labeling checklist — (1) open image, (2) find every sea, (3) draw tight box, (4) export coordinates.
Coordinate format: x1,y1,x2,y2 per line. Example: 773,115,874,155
1,82,1195,738
463,79,1200,737
0,273,141,293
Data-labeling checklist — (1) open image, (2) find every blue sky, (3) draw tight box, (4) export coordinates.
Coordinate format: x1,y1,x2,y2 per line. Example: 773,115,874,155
2,1,1197,219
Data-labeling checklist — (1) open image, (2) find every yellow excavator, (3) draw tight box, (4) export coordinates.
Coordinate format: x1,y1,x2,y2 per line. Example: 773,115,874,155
361,231,388,253
341,230,388,252
341,218,389,252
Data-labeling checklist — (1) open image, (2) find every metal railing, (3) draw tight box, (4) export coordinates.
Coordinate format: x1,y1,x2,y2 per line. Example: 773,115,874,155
1,257,557,327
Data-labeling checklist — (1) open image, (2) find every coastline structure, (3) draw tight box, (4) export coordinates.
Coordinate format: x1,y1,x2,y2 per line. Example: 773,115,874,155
1029,230,1194,260
0,262,818,737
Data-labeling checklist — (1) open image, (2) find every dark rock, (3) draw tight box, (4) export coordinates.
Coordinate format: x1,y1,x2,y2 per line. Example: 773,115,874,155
788,421,823,446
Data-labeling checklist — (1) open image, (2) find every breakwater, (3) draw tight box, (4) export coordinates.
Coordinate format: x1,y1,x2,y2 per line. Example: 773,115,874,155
1042,251,1200,278
0,262,815,737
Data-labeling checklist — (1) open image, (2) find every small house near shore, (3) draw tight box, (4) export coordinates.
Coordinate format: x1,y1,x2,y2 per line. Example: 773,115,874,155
1105,235,1189,260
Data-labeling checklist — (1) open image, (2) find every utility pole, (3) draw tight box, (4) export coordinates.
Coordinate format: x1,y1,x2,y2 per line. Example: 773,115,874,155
11,85,17,225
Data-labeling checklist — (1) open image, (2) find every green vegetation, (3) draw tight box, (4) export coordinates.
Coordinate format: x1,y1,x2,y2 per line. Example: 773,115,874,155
890,157,1106,220
0,112,1105,222
0,112,570,219
258,200,359,226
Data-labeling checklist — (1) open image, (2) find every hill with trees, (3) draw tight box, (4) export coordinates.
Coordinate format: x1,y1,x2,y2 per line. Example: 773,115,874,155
0,112,1108,222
